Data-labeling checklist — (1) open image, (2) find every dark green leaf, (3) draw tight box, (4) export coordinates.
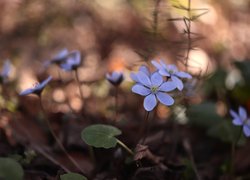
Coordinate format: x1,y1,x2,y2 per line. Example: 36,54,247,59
60,173,87,180
187,102,223,128
81,124,122,149
0,158,24,180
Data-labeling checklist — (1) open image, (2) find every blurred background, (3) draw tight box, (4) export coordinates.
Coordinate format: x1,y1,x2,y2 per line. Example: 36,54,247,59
1,0,250,178
0,0,250,116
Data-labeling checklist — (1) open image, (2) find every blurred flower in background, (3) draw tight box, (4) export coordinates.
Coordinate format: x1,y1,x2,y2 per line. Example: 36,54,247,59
106,71,124,86
0,60,12,84
19,76,52,96
44,48,69,67
59,50,82,71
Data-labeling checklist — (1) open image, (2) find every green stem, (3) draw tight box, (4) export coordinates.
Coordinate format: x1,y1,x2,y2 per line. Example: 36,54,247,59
117,139,134,156
88,146,96,165
39,95,86,175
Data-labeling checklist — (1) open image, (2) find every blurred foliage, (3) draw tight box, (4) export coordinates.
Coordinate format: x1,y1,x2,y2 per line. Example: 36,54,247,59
187,102,246,144
60,173,87,180
0,157,24,180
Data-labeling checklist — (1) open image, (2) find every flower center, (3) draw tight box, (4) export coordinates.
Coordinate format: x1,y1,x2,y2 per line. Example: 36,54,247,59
151,86,159,93
168,69,174,74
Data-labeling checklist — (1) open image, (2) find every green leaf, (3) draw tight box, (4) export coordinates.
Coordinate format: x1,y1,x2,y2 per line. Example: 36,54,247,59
60,173,87,180
0,157,24,180
81,124,122,149
187,102,224,128
234,61,250,84
207,120,246,144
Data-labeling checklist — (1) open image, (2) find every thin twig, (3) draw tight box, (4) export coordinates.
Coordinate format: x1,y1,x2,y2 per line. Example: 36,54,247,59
14,116,71,173
141,111,150,144
183,138,202,180
32,145,71,173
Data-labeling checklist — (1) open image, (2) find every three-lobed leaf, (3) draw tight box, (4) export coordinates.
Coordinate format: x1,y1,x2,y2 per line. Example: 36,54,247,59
81,124,122,149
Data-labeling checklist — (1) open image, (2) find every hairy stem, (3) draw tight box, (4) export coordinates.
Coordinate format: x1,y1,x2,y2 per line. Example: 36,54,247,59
74,69,85,103
117,139,134,156
39,95,86,175
114,86,118,122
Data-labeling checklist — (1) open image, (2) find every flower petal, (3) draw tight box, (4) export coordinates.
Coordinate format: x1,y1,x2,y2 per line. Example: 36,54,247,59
37,76,52,90
159,81,176,92
130,72,139,82
232,119,243,126
19,88,35,96
159,69,170,76
137,71,151,87
143,94,157,111
156,92,174,106
243,124,250,137
151,60,162,70
150,72,163,86
175,71,192,79
1,60,11,78
167,64,178,73
239,106,247,120
230,110,240,120
139,65,150,76
171,76,184,91
132,84,150,96
55,49,69,59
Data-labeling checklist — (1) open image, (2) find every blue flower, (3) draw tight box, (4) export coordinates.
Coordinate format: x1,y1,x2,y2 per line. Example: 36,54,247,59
20,76,52,96
230,106,250,137
106,71,124,86
151,60,192,91
0,60,11,83
131,70,176,111
44,49,69,67
59,50,81,71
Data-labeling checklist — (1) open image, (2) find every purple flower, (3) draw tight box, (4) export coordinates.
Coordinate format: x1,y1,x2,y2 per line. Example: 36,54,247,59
131,70,176,111
0,60,11,83
44,49,69,67
151,60,192,91
59,50,81,71
20,76,52,96
106,71,124,86
230,106,250,137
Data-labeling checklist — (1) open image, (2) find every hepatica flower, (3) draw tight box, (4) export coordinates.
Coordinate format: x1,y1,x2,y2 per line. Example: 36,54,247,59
0,60,11,83
230,106,250,137
44,49,69,67
20,76,52,96
59,50,81,71
131,69,176,111
151,60,192,91
106,71,124,86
